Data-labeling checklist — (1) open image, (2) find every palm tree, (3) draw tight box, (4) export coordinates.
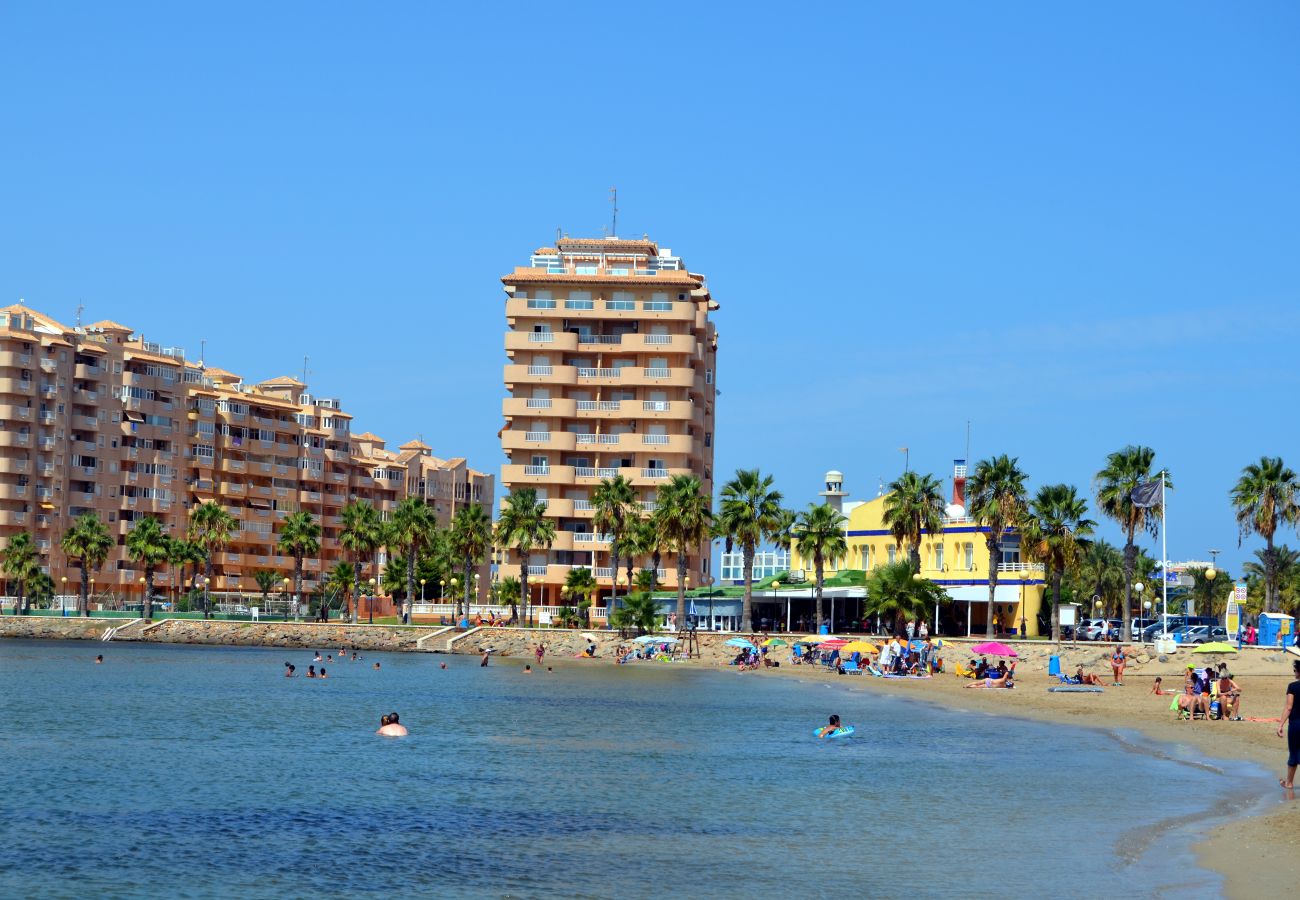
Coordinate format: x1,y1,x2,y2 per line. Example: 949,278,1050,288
610,591,659,635
27,571,55,610
60,512,112,616
622,516,660,590
1243,546,1300,614
1230,456,1300,612
275,511,321,621
792,503,848,630
125,516,170,622
497,575,521,622
253,569,279,612
967,454,1029,637
715,469,783,632
653,474,712,631
169,538,205,600
863,562,949,635
495,487,555,624
1095,446,1168,643
339,499,383,624
882,471,946,571
1021,484,1095,642
450,503,493,620
1070,540,1125,616
562,566,598,626
325,561,354,615
771,508,798,562
2,531,39,616
592,475,637,614
188,501,237,620
389,497,438,624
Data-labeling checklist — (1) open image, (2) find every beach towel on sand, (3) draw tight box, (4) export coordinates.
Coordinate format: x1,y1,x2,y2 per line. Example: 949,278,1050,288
1048,686,1103,693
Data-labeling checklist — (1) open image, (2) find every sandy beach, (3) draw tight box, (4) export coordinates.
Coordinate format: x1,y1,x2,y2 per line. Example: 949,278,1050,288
735,653,1298,899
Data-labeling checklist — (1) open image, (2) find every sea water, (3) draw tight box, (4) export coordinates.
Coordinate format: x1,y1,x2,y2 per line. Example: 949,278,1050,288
0,640,1253,898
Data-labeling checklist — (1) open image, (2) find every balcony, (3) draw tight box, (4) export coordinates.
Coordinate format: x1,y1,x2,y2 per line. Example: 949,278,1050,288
0,458,28,474
0,432,31,448
642,434,693,453
576,367,619,379
300,490,323,503
0,484,28,500
38,437,56,451
38,411,56,425
0,378,35,395
503,364,577,386
574,466,619,480
74,363,105,380
502,464,574,486
996,562,1045,574
505,331,577,354
38,383,57,397
78,415,99,429
572,532,613,545
577,400,622,414
0,351,34,368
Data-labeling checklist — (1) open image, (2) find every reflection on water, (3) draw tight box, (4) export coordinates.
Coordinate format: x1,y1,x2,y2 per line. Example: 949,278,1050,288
0,640,1235,898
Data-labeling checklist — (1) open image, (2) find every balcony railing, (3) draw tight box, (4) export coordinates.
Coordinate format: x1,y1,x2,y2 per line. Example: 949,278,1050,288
524,432,551,442
997,562,1045,573
578,334,622,344
526,565,548,576
527,332,555,343
577,400,620,411
605,301,635,311
523,465,550,476
526,299,557,309
644,334,672,345
641,468,669,479
574,500,593,511
527,365,553,376
643,434,669,445
643,367,670,378
594,567,613,579
575,434,597,445
638,501,658,512
573,533,613,544
643,302,672,311
525,398,552,408
577,367,618,378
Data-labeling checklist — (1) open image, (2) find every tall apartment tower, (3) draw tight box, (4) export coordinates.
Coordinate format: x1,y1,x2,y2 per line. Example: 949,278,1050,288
500,236,718,609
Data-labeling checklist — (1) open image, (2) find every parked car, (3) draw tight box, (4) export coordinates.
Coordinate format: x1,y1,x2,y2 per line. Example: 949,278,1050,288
1141,616,1220,642
1175,625,1229,645
1130,617,1159,640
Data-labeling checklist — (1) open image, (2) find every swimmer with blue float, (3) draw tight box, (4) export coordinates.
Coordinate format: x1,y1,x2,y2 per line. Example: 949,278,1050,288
815,714,855,739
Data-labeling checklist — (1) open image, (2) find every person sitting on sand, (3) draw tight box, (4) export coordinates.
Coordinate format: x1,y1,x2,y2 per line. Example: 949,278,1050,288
377,712,409,737
1075,666,1105,687
817,715,843,737
1151,677,1176,695
1217,672,1242,721
966,671,1012,689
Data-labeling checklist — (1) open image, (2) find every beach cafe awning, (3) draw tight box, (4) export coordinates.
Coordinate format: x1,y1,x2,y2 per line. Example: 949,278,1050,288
943,585,1030,604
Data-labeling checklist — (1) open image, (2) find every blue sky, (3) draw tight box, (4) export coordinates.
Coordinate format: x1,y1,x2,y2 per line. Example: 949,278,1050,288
3,2,1298,573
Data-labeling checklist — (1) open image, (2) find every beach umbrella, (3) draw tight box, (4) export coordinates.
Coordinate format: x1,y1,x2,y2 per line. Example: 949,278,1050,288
725,638,757,650
634,635,677,644
763,638,788,648
819,638,849,649
969,641,1018,657
842,640,879,655
1192,642,1238,654
580,632,600,642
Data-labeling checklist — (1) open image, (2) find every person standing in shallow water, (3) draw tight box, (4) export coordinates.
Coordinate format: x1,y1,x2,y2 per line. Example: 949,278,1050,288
1278,659,1300,789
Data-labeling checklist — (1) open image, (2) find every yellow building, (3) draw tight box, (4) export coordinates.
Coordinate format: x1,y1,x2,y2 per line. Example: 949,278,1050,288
791,464,1047,636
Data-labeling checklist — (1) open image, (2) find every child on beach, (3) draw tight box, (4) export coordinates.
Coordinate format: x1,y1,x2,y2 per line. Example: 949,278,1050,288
1151,677,1175,695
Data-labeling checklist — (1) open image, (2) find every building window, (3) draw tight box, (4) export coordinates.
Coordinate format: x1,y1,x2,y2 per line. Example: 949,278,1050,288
964,543,975,571
934,543,944,571
887,545,896,564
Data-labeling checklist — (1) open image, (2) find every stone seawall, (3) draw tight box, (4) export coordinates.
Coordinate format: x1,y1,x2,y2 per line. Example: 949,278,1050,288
0,616,112,641
128,619,430,651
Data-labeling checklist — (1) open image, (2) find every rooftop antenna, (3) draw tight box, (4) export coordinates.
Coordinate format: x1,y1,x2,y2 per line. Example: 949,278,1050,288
556,226,562,243
878,476,885,498
200,339,206,366
302,355,310,387
965,420,971,464
610,186,618,237
75,302,84,327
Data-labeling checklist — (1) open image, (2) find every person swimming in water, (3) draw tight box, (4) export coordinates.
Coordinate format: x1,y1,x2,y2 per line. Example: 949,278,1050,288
285,664,296,678
523,664,533,674
439,662,447,669
326,655,333,663
314,652,322,662
319,668,327,679
372,662,381,670
95,655,103,664
377,712,408,737
817,715,843,738
306,666,316,678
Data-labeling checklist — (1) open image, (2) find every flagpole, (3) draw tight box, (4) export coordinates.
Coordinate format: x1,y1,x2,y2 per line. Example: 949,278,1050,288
1161,470,1169,638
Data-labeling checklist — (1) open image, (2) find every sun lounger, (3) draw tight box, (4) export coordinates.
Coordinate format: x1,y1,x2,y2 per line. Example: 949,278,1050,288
841,661,863,675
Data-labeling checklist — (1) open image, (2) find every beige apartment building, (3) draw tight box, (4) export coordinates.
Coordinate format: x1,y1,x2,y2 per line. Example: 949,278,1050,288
0,303,492,605
500,236,718,609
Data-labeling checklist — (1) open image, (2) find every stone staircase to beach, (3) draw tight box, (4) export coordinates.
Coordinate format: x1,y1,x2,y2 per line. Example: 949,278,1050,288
415,626,460,652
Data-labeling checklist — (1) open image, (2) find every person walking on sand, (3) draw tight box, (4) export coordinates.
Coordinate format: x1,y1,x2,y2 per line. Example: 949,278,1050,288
918,621,928,641
905,620,915,642
1277,659,1300,789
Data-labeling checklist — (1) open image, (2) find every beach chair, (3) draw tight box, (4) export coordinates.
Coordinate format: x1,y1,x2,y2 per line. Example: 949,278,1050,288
955,662,975,679
841,661,863,675
1056,673,1082,685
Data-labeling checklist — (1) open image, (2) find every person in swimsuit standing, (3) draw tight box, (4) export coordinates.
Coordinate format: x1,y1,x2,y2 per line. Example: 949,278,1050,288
1277,659,1300,789
1110,646,1127,685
